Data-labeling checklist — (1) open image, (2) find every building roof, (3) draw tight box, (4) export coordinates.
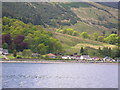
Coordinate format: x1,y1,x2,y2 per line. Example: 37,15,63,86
104,56,112,60
81,55,91,59
47,53,56,56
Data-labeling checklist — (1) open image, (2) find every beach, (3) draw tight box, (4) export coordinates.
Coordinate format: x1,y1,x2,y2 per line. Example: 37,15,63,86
0,59,118,64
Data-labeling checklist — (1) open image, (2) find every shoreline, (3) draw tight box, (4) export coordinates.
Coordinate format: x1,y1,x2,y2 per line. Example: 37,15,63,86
0,59,119,64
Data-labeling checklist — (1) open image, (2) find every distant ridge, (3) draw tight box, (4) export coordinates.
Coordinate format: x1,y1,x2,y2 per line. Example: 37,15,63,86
97,2,118,9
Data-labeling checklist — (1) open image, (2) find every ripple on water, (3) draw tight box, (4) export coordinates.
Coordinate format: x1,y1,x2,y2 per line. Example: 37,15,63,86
2,63,118,88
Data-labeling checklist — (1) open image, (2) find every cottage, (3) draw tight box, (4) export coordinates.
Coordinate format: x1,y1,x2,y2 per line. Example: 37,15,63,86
47,53,56,58
103,56,113,62
2,49,9,55
92,57,101,61
32,53,39,57
69,55,76,60
0,48,9,55
69,55,81,60
62,56,71,60
80,55,92,60
0,48,3,55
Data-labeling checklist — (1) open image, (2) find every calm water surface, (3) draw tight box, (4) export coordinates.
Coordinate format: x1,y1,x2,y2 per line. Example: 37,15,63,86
2,63,118,88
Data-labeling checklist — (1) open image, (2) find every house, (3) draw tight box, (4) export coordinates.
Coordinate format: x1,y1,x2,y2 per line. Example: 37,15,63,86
0,48,9,55
69,55,81,60
69,55,76,60
75,56,81,60
3,49,9,55
80,55,92,60
62,56,71,60
92,57,101,61
32,53,39,57
47,53,56,58
103,56,113,62
0,48,3,55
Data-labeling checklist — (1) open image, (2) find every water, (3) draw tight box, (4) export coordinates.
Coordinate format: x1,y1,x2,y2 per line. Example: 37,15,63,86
2,63,118,88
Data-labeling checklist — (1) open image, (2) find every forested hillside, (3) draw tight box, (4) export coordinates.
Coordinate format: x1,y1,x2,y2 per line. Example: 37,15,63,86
2,17,62,54
2,17,119,58
2,2,120,58
2,2,118,35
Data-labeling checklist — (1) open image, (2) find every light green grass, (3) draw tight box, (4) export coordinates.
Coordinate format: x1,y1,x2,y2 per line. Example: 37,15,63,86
0,54,16,59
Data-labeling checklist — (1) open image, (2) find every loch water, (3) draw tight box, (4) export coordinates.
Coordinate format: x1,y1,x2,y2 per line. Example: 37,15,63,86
2,63,118,88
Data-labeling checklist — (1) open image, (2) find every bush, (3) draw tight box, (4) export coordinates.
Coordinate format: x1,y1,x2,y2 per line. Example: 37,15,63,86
41,55,49,59
16,55,22,59
13,50,17,57
22,49,32,58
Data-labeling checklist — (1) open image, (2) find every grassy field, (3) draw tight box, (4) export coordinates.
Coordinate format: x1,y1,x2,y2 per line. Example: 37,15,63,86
53,32,117,54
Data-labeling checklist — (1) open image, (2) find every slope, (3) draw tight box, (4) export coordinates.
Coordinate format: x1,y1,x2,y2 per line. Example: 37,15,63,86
2,2,118,35
53,32,117,54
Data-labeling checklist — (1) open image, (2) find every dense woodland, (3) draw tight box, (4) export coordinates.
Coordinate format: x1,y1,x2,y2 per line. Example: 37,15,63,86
2,17,62,55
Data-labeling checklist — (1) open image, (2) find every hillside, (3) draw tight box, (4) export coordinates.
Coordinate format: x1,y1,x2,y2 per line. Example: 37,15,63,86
2,2,79,27
64,2,118,35
2,2,118,35
2,2,119,57
53,32,117,54
97,2,118,9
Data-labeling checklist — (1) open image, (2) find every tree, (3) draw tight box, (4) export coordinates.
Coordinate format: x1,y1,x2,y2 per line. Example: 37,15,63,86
2,43,8,49
2,34,12,45
98,36,104,42
104,34,118,44
14,35,28,51
37,43,48,55
93,33,99,41
66,28,74,35
98,47,102,55
108,48,112,57
83,47,88,55
18,42,28,51
45,37,62,54
13,50,17,57
80,47,84,55
72,31,79,36
111,48,120,58
80,32,89,39
53,40,63,54
22,49,32,58
14,35,25,45
101,47,110,57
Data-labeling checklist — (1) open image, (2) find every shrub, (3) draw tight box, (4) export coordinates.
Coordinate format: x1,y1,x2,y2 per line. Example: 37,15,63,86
16,55,22,59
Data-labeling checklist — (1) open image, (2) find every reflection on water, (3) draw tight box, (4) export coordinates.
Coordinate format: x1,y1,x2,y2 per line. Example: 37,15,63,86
2,63,118,88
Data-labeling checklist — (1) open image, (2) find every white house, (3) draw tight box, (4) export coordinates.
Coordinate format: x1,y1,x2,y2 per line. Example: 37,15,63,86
0,48,9,55
62,56,71,59
69,55,81,60
0,48,3,55
80,55,92,60
103,56,113,62
3,49,9,55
